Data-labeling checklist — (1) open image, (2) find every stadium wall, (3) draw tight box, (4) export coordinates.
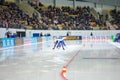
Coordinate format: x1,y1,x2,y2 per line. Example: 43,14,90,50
0,28,120,38
40,0,116,9
40,0,117,14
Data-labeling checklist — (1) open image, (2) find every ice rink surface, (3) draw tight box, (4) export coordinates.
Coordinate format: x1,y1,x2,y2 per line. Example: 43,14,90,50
0,40,120,80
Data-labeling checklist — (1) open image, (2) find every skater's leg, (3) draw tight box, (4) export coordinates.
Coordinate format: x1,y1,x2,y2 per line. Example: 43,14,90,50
53,40,58,49
62,40,66,46
57,42,61,49
61,41,65,50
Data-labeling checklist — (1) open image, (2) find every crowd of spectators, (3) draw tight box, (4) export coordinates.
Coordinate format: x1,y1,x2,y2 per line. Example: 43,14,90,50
0,2,27,29
0,2,41,29
0,1,120,30
30,1,97,30
110,9,120,30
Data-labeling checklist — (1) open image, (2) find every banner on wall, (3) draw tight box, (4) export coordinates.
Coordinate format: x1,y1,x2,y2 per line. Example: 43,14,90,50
64,36,82,40
1,38,15,47
82,36,110,41
23,37,38,44
33,33,39,37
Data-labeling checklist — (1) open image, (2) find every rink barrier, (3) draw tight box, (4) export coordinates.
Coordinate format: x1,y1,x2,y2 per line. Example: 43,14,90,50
15,38,23,45
0,36,47,48
0,36,81,48
0,38,15,48
63,36,82,40
82,36,111,41
23,37,38,44
0,35,112,48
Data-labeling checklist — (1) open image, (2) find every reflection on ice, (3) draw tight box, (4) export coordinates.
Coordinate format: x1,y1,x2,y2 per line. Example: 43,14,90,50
0,47,14,61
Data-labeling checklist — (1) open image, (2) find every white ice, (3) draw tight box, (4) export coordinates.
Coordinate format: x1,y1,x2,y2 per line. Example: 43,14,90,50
0,40,120,80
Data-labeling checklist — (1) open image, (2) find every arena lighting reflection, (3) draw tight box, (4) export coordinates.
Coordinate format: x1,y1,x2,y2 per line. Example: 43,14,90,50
0,47,15,61
23,43,39,53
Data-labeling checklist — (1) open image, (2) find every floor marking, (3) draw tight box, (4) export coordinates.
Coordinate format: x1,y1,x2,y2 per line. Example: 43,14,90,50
83,57,120,59
66,50,80,67
61,49,81,80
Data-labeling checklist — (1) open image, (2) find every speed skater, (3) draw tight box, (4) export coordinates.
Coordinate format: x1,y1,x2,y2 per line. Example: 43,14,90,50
53,36,66,50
